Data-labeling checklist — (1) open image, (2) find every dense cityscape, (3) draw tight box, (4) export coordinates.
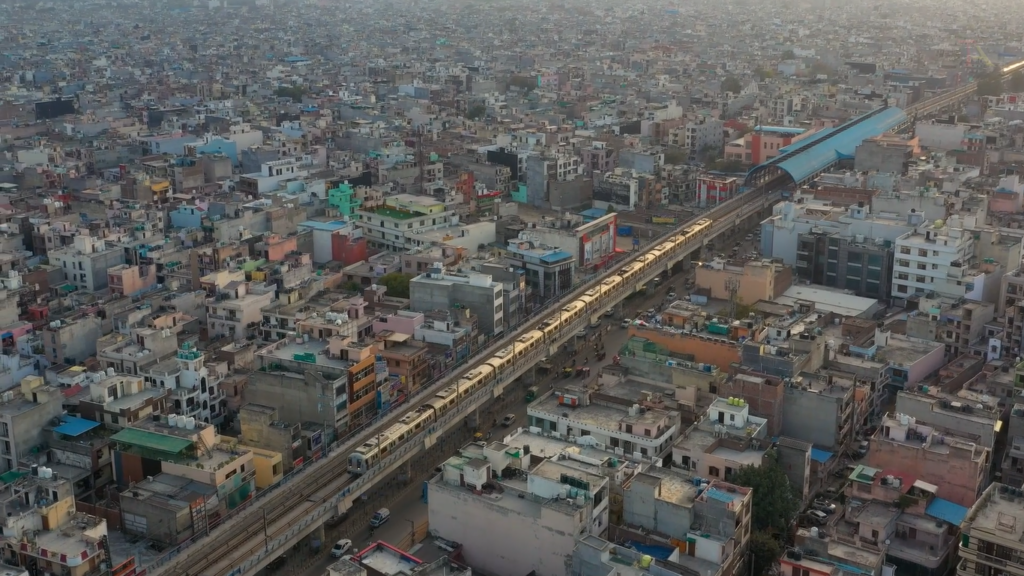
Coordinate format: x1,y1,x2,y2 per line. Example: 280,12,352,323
2,1,1024,576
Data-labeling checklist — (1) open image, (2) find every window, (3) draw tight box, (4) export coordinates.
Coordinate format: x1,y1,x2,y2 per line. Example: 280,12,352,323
708,466,720,477
900,247,911,255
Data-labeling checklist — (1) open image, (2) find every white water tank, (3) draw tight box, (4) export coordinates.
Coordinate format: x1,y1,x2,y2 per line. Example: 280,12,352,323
810,527,819,538
185,417,196,430
41,467,52,479
576,495,585,507
899,414,910,426
559,488,567,500
178,416,188,428
168,415,178,428
107,367,116,377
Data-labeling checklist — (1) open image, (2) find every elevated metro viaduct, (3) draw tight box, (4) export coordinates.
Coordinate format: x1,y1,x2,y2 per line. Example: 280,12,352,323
743,106,908,190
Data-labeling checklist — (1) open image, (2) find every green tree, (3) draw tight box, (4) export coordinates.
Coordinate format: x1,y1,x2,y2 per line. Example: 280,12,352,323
781,49,796,60
731,453,800,534
274,85,306,102
721,76,742,94
754,67,775,81
709,159,746,172
342,281,362,293
466,104,487,120
749,532,782,576
977,76,1004,97
1009,71,1024,92
378,272,411,299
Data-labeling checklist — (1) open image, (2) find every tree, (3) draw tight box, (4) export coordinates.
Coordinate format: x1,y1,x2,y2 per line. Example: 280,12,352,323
731,453,800,534
749,532,782,576
781,49,796,60
274,85,306,102
721,76,742,95
466,104,487,120
378,272,411,299
1010,70,1024,93
754,67,775,81
342,281,363,293
709,159,746,173
977,76,1004,97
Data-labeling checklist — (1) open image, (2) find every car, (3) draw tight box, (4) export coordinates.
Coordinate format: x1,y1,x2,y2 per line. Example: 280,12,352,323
807,510,828,523
589,319,601,328
331,539,353,558
621,319,632,328
502,414,516,426
667,291,677,299
814,500,837,512
326,511,348,527
745,234,753,241
604,309,615,317
647,308,656,316
812,503,835,515
576,329,587,338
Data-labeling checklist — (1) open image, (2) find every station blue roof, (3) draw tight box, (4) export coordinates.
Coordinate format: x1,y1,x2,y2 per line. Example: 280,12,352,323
754,126,805,135
54,416,100,437
540,250,573,263
745,107,907,186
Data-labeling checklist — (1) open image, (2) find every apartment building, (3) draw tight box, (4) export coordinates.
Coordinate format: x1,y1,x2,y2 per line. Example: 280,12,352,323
107,263,157,297
1001,404,1024,487
141,341,227,426
41,315,102,366
892,216,978,302
410,264,504,336
505,234,575,300
96,327,181,376
77,373,169,430
867,413,989,507
0,471,109,576
906,298,996,360
355,194,457,252
0,376,64,473
957,483,1024,576
46,415,114,500
695,258,792,304
205,280,276,341
528,387,679,459
111,416,255,510
50,234,125,292
672,398,769,480
796,228,895,300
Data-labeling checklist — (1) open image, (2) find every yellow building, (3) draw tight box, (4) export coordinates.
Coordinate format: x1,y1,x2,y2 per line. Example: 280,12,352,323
242,445,284,489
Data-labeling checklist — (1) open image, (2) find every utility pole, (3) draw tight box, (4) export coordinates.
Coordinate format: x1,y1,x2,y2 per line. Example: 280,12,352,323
725,276,740,320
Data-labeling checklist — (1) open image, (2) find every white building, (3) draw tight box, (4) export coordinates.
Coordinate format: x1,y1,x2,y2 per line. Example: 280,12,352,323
356,194,460,252
680,116,725,153
527,388,679,459
50,235,126,292
427,435,611,576
142,341,227,426
892,214,980,301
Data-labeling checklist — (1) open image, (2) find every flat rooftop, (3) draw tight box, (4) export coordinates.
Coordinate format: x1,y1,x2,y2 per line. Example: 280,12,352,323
261,338,355,371
966,485,1024,538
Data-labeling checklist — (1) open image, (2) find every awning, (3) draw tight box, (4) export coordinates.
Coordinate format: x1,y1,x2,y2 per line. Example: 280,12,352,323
926,497,968,526
913,479,939,493
54,416,101,437
810,448,834,463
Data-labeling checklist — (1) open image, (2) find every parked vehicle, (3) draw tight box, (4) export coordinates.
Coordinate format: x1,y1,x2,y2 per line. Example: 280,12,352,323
331,540,353,558
501,414,516,427
667,291,677,299
621,319,632,328
370,508,390,527
807,510,828,523
525,387,538,402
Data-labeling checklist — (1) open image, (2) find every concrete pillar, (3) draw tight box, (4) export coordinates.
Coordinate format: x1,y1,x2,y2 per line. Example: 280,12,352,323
467,406,480,429
308,522,325,548
397,458,412,483
520,366,536,385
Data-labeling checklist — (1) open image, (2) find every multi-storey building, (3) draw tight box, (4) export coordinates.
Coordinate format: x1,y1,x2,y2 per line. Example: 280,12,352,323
355,194,458,252
205,280,276,341
958,483,1024,576
410,264,505,336
50,234,125,292
0,376,64,473
892,216,977,302
142,341,227,426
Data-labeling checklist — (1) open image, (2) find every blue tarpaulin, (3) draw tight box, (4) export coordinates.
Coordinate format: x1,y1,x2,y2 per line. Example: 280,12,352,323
926,497,968,526
810,448,834,463
54,416,101,437
627,541,675,560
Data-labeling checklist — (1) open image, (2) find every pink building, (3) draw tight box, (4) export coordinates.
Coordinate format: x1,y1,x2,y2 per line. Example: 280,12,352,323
261,234,299,262
108,263,157,297
372,310,423,336
866,413,989,507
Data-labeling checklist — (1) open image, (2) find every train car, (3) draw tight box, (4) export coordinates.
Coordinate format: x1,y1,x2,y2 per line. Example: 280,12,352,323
484,345,516,374
576,292,598,310
583,286,606,301
618,262,643,283
600,276,623,294
511,331,545,360
429,384,462,414
538,317,562,340
397,405,436,436
348,422,411,474
557,300,588,325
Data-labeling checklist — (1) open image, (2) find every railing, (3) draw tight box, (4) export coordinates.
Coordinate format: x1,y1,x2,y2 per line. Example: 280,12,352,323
150,188,780,576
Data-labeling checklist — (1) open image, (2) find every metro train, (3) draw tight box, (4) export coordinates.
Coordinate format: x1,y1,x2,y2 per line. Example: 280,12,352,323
347,217,715,474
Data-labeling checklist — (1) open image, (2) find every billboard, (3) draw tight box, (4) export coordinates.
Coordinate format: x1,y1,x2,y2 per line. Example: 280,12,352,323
580,216,617,268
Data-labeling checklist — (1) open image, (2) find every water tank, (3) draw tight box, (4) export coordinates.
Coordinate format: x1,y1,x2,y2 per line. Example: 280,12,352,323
168,415,178,428
855,234,865,244
41,467,51,479
30,465,38,477
570,488,578,498
810,527,819,538
576,495,585,507
640,556,653,569
559,488,567,500
107,367,116,377
186,417,196,430
303,333,310,343
899,414,910,426
700,482,709,492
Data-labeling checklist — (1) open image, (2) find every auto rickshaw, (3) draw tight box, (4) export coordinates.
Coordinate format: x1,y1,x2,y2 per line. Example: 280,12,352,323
562,366,573,378
473,430,491,442
525,386,538,402
575,366,585,377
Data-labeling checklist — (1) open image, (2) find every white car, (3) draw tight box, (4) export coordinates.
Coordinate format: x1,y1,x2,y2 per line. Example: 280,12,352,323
331,539,353,558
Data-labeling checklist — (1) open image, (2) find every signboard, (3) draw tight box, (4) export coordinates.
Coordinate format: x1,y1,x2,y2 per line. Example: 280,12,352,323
311,430,323,449
652,217,677,224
